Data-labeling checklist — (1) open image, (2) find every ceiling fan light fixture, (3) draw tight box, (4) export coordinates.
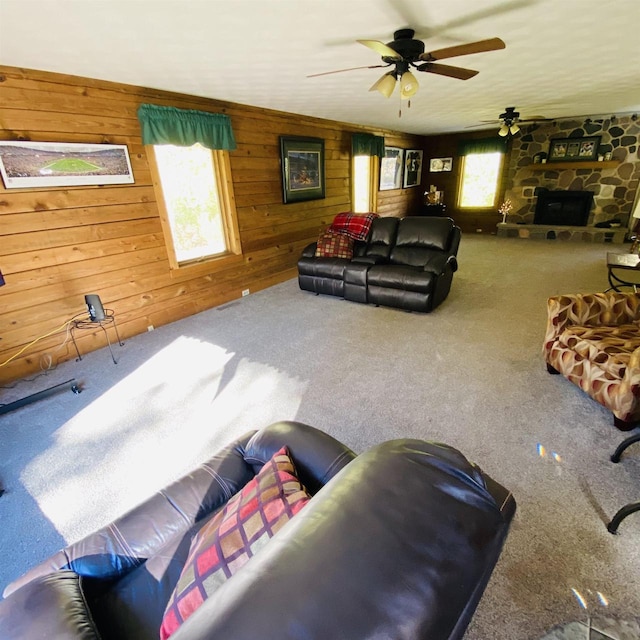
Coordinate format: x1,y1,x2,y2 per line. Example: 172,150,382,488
498,124,509,137
370,72,397,98
509,123,520,135
400,71,418,99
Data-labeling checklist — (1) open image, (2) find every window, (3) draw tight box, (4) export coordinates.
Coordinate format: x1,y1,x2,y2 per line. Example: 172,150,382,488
150,143,241,270
352,155,378,213
458,151,503,208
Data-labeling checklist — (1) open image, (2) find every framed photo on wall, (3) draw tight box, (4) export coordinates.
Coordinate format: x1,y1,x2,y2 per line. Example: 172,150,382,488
0,141,134,189
548,136,601,162
403,149,423,188
429,157,453,172
379,146,404,190
279,136,325,203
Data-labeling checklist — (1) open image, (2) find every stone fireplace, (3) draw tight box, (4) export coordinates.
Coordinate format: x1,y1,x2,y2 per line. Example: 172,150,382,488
496,114,639,243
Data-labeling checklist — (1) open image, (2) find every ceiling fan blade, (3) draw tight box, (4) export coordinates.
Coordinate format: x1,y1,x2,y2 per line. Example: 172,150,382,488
307,64,388,78
417,62,479,80
357,39,402,59
420,37,506,61
438,0,537,31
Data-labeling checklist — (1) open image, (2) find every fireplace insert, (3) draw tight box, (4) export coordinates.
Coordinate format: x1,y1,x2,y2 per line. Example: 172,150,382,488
534,189,594,226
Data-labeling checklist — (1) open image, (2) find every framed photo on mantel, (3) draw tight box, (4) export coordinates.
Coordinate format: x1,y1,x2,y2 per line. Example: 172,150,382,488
548,136,601,162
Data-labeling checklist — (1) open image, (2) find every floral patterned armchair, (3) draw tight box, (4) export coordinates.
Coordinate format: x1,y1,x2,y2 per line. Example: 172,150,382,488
543,291,640,430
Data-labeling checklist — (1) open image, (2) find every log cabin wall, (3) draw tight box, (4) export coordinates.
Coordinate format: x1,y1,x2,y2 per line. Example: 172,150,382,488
0,66,425,384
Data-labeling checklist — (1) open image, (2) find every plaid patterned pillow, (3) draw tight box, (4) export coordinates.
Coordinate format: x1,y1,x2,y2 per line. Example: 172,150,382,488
315,228,354,259
160,447,310,639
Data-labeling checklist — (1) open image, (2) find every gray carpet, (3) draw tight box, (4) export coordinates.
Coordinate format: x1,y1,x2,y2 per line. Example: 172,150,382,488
1,235,639,639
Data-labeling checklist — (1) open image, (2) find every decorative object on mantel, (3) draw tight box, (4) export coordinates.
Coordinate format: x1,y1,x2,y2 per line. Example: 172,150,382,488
548,136,601,162
499,199,513,223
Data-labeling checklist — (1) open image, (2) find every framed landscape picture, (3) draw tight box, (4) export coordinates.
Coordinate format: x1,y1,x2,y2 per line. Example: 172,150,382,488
548,136,601,162
279,136,325,203
379,146,404,190
403,149,423,188
0,141,134,189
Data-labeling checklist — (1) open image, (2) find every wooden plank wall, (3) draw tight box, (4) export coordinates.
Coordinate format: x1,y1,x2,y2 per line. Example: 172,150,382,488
0,66,425,384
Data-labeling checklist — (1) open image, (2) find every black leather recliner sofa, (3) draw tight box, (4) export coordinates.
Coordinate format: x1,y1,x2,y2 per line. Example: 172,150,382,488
298,216,461,312
0,421,515,640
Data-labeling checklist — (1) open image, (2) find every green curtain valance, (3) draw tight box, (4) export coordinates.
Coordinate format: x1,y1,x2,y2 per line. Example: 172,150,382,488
457,137,507,156
352,133,385,157
137,104,236,150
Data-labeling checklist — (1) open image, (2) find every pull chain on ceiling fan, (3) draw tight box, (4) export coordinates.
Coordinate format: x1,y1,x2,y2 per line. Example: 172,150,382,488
308,29,506,103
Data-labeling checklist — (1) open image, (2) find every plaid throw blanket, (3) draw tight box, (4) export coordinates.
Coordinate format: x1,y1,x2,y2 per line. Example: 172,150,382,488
329,212,379,241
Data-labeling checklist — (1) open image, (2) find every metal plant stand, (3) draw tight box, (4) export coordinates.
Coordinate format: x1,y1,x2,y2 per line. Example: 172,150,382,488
70,311,124,364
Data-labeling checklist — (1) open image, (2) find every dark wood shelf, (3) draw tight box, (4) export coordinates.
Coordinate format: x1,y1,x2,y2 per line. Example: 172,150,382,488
529,160,620,171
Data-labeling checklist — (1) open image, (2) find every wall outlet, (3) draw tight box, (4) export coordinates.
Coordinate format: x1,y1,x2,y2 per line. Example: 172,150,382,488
242,289,250,297
147,325,154,332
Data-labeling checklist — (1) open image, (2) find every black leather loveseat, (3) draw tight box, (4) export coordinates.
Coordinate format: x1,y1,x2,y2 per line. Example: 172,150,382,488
298,216,461,312
0,421,515,640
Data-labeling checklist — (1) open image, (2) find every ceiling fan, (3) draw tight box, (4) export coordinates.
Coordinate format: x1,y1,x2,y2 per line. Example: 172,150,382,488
481,106,550,136
308,29,506,99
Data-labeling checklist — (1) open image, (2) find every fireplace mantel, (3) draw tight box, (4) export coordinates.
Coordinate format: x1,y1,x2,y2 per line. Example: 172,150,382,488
529,160,620,171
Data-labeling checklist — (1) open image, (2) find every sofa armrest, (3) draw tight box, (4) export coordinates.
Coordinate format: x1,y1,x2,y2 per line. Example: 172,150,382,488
243,421,356,495
301,242,317,258
544,292,640,358
422,253,458,275
4,431,257,598
173,439,515,640
0,571,100,640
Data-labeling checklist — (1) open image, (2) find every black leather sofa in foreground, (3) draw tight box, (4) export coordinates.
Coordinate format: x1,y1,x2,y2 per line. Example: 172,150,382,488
0,421,515,640
298,216,461,312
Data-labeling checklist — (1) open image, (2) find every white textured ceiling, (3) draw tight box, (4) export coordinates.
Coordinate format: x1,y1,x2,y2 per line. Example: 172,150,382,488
1,0,639,135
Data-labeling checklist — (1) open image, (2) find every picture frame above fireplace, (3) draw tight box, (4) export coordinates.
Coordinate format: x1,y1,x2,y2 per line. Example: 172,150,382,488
548,136,601,162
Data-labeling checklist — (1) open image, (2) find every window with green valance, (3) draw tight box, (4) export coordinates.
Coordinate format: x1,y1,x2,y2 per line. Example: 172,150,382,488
352,133,385,157
457,137,507,156
137,104,236,150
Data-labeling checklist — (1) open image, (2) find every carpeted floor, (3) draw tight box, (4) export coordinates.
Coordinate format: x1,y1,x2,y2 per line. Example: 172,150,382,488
1,235,639,639
540,616,640,640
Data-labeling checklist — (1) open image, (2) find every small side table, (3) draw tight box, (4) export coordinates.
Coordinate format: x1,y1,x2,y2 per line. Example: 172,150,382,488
420,203,447,217
70,311,124,364
606,252,640,292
